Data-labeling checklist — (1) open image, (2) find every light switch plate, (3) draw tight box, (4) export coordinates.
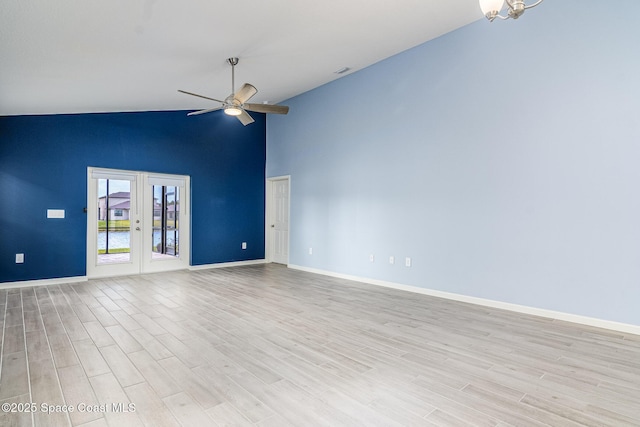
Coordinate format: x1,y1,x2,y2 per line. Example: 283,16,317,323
16,253,24,263
47,209,65,219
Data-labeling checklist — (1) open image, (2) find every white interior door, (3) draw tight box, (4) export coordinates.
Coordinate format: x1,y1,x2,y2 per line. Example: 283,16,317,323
87,168,190,278
268,177,290,265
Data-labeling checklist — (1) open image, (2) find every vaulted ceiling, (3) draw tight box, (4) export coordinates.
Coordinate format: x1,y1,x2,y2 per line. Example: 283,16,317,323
1,0,482,116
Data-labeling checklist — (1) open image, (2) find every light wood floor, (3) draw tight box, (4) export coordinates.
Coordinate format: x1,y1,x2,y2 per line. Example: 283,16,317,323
1,264,639,426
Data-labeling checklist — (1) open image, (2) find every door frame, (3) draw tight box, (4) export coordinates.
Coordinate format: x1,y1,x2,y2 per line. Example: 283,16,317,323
265,175,290,265
86,167,190,279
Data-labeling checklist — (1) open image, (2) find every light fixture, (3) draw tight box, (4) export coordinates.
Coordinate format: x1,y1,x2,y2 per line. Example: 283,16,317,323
479,0,544,22
224,106,242,116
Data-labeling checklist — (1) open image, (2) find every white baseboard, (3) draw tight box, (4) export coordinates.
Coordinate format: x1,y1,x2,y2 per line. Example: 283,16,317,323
189,259,267,271
288,264,640,337
0,275,88,290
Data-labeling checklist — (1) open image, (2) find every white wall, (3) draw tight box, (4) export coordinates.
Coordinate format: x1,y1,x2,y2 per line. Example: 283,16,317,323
266,0,640,326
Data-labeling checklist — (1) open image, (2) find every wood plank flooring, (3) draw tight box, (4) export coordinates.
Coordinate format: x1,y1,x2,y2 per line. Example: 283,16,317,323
1,264,639,426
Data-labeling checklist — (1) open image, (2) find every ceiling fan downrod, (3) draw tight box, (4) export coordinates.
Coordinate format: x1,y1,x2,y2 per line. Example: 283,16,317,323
227,57,239,96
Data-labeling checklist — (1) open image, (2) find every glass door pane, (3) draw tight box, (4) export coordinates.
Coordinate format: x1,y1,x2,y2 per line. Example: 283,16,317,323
97,179,131,264
152,185,180,259
152,185,163,257
166,186,178,256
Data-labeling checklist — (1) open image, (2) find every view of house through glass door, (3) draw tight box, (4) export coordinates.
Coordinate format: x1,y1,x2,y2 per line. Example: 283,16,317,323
98,178,134,264
87,168,190,278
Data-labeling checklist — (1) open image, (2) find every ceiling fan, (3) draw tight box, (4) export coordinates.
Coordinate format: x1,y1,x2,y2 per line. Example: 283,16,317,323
178,57,289,126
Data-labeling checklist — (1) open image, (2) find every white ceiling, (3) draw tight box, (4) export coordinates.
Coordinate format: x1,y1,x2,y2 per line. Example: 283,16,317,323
1,0,482,116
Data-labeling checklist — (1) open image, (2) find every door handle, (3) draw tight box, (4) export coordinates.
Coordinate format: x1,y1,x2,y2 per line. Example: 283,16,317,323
136,227,141,231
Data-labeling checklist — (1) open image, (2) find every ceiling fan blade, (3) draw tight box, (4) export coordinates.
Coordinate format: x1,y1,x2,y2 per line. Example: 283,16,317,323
244,103,289,115
178,90,224,104
234,83,258,104
236,109,255,126
187,107,223,116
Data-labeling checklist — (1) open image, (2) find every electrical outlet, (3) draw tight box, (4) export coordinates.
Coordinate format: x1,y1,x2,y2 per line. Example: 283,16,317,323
241,242,247,250
16,253,24,263
309,247,313,255
405,257,412,267
369,254,375,262
389,256,395,265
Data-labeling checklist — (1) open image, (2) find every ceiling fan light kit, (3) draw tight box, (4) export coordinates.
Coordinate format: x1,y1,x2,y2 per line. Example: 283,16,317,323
178,57,289,126
224,107,242,116
479,0,544,22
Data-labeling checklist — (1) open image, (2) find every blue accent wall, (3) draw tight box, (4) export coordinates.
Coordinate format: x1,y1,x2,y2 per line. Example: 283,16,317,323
267,0,640,326
0,110,266,282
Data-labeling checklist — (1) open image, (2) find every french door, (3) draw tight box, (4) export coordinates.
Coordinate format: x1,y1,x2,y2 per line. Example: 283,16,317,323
87,167,190,278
